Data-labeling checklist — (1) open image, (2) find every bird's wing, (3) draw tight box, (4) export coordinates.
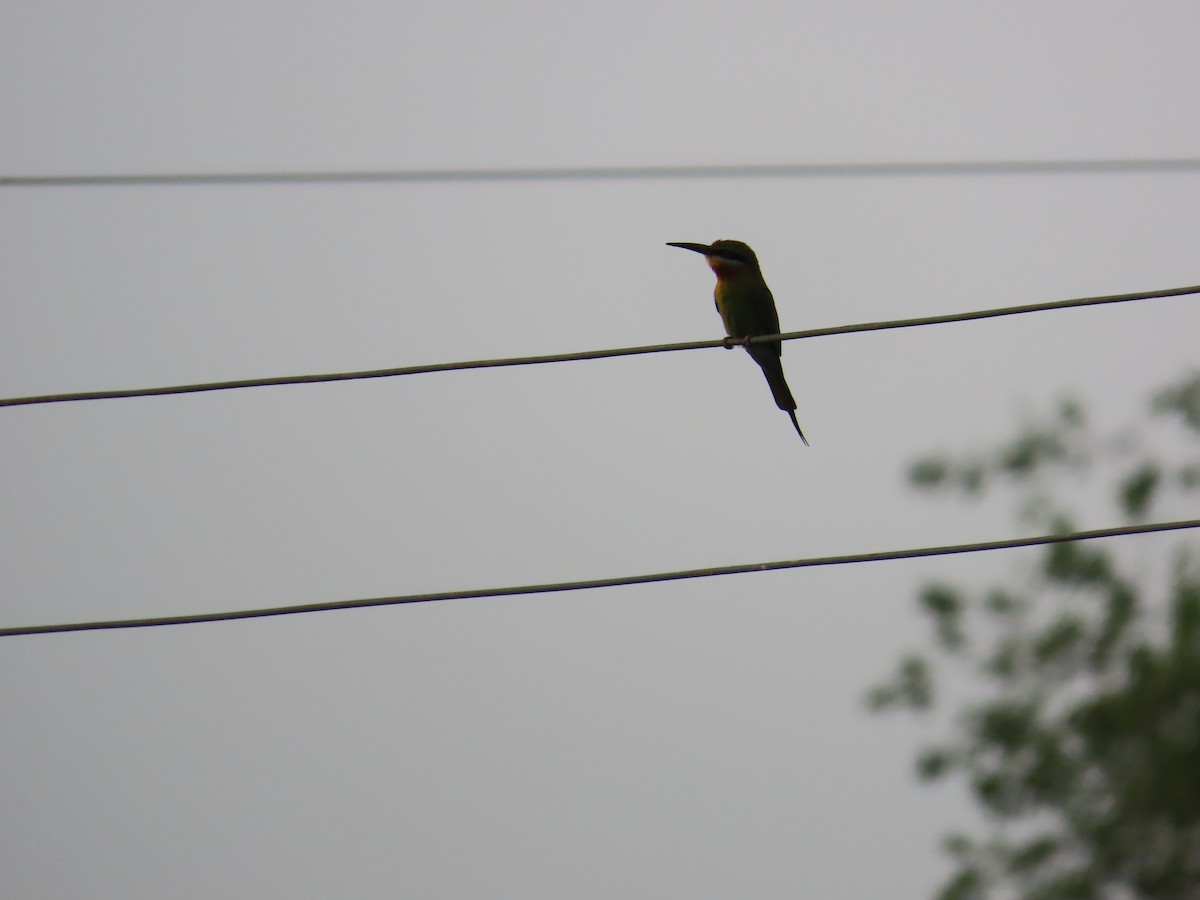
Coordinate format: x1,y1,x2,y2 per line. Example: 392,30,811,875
753,282,784,357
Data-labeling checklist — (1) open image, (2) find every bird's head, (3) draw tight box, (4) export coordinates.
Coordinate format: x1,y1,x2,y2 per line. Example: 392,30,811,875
666,239,761,280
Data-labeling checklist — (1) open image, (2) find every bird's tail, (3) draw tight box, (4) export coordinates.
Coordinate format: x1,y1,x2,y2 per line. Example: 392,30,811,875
786,409,810,446
756,354,809,445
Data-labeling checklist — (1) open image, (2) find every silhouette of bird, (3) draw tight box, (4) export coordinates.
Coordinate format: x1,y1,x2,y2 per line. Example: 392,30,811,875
667,239,808,444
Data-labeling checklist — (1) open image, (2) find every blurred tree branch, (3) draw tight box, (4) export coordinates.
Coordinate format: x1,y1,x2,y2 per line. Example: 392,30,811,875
870,372,1200,900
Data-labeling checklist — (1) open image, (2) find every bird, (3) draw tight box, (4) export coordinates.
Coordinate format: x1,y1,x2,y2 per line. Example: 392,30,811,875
666,239,808,444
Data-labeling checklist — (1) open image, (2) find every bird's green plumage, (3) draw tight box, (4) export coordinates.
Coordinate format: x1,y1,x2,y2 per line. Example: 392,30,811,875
714,278,781,354
667,239,808,444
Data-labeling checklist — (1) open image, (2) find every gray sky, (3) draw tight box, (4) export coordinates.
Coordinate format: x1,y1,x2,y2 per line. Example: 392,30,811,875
3,3,1200,898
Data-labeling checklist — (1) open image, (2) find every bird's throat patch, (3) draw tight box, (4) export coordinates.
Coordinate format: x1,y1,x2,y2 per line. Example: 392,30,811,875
706,257,744,280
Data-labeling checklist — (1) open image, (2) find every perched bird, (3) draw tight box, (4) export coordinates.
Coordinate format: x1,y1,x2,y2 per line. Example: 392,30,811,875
666,239,808,444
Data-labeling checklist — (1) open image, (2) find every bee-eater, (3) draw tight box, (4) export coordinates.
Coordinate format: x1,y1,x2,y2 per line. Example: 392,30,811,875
667,239,808,444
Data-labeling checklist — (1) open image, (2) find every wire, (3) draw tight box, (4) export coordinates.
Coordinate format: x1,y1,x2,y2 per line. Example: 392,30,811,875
5,158,1200,188
2,519,1196,637
2,283,1197,409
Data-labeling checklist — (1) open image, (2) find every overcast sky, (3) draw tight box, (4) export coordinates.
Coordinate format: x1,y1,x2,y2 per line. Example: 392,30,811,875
4,3,1200,898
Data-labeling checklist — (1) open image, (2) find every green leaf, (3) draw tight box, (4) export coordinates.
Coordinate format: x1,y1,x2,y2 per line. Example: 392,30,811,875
1058,398,1085,428
1033,616,1085,669
917,746,956,781
999,428,1069,477
1090,581,1137,671
866,655,934,712
942,832,975,858
984,589,1025,619
1027,869,1098,900
1117,463,1160,518
910,457,950,488
1152,371,1200,430
986,637,1020,681
1006,834,1057,873
971,770,1013,814
1043,541,1111,586
921,584,967,651
1171,567,1200,652
959,463,986,494
863,684,898,712
976,703,1036,755
1022,734,1074,803
897,655,934,710
936,867,986,900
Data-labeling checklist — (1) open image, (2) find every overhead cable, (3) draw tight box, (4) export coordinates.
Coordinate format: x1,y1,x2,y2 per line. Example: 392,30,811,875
5,158,1200,189
2,283,1196,409
2,518,1197,637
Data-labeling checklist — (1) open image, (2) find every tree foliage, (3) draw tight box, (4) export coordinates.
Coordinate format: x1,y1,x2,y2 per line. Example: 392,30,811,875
869,373,1200,900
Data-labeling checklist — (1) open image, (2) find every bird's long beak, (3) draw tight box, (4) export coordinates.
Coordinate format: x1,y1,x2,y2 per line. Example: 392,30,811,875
665,242,713,255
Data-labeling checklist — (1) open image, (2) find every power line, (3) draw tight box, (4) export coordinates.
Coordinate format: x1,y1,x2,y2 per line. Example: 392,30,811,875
4,158,1200,189
2,519,1196,638
3,282,1197,409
